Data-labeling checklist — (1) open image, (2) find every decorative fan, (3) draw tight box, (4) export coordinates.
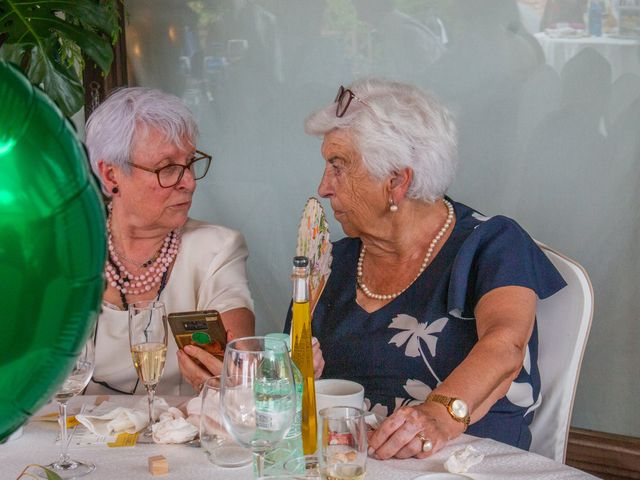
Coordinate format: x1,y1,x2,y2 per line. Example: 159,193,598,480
296,197,332,313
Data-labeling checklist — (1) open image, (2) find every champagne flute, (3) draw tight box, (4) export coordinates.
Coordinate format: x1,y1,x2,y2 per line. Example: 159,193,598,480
128,300,168,437
220,336,297,479
47,332,96,478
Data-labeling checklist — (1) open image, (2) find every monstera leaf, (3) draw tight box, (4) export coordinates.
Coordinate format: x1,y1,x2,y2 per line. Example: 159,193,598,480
0,0,119,116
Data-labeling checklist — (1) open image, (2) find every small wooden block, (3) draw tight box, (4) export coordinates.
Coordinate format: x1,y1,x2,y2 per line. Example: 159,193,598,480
148,455,169,476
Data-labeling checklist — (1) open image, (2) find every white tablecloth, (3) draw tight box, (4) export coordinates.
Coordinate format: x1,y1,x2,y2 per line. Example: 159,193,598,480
0,396,596,480
535,32,640,80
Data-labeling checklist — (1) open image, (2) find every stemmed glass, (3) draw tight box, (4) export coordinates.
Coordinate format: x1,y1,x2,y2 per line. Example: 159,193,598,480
47,332,96,478
200,376,253,467
220,336,297,478
128,300,168,437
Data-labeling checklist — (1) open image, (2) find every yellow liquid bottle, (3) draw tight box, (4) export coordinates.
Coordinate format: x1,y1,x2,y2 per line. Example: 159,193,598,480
289,256,317,455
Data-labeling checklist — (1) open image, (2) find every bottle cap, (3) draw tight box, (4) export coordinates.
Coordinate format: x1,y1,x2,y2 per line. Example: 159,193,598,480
293,256,309,267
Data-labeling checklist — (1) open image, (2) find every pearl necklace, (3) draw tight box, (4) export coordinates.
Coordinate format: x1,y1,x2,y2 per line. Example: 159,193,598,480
104,211,182,296
356,199,454,301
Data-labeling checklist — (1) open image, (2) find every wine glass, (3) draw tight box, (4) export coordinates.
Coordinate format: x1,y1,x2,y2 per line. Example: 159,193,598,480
47,332,96,478
220,336,297,479
200,376,253,467
128,300,168,437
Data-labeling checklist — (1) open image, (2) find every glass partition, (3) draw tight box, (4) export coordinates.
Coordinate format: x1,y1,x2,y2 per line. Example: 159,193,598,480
123,0,640,437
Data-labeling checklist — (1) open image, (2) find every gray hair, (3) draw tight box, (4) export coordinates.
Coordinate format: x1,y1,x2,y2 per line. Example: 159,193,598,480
304,78,457,203
85,87,198,195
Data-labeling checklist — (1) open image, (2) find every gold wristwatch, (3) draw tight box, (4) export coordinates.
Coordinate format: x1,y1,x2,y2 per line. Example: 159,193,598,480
427,393,470,431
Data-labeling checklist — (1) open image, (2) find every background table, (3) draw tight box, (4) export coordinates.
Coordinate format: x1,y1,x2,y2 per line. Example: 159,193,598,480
0,396,597,480
535,32,640,80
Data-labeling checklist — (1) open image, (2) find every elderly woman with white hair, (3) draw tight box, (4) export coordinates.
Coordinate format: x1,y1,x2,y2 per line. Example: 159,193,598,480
84,87,254,395
288,78,566,457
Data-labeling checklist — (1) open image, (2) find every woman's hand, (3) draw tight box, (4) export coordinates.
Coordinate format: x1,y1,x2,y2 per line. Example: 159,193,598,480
367,401,464,460
177,345,222,392
312,337,325,379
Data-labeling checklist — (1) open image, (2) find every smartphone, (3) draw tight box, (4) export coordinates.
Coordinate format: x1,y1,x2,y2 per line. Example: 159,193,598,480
168,310,227,362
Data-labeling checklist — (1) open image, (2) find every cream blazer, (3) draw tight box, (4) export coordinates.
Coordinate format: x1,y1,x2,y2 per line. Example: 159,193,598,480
86,219,254,396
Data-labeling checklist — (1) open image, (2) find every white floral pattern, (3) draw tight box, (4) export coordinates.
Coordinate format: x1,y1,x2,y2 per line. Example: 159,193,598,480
366,379,431,419
388,314,447,403
506,345,539,416
403,378,432,403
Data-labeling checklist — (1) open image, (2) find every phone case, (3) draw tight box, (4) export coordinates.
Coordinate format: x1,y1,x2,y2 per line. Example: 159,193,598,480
168,310,227,360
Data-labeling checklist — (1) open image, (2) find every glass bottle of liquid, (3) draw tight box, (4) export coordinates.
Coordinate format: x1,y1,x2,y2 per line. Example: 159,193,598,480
263,333,303,475
289,256,318,455
589,0,604,37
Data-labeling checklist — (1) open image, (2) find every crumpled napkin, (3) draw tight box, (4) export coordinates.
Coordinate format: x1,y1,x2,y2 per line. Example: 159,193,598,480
152,407,198,444
187,385,252,425
186,393,203,417
76,397,169,437
444,445,484,473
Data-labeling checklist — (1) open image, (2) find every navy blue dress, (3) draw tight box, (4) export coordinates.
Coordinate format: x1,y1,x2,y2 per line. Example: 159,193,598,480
284,199,566,450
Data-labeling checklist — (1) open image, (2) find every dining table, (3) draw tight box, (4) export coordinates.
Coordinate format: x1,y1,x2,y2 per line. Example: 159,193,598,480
535,31,640,80
0,395,597,480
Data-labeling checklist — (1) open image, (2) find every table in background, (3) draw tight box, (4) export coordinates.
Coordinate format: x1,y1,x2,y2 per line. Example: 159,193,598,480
535,32,640,80
0,395,597,480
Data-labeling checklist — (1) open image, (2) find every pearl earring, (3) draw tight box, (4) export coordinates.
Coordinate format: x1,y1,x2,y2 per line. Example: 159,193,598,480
389,199,398,212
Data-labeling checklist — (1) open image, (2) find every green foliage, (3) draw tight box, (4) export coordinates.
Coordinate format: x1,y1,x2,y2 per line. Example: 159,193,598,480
16,464,63,480
0,0,120,116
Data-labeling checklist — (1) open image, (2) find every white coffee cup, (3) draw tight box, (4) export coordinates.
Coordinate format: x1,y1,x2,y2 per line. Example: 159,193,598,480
315,379,365,418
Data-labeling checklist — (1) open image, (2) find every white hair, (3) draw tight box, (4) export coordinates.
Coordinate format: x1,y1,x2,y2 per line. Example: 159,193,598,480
304,78,457,203
85,87,198,195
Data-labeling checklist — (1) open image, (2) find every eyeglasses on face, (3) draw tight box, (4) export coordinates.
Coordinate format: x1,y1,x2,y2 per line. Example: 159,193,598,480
334,85,371,118
126,150,212,188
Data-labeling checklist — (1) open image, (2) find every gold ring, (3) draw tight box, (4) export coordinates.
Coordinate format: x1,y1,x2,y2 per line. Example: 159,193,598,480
416,432,433,452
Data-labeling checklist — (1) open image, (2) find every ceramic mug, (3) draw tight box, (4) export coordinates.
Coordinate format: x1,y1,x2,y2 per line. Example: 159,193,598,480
314,379,365,418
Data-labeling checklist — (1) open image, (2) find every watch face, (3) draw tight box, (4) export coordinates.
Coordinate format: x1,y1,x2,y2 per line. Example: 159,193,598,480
451,399,469,419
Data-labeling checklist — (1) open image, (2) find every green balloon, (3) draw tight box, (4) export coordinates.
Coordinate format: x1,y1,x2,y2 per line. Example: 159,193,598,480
0,60,106,441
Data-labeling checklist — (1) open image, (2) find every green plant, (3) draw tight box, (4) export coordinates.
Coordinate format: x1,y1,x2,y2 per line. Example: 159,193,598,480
0,0,120,116
15,464,62,480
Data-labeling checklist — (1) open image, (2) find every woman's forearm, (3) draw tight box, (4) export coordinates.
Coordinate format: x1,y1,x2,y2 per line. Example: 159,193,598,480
430,331,527,422
429,285,536,423
220,307,255,340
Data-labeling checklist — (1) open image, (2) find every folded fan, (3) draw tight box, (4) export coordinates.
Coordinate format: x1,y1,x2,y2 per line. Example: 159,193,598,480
296,197,333,313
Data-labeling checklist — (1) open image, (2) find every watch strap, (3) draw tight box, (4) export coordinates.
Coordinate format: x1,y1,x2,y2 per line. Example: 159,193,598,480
427,393,470,431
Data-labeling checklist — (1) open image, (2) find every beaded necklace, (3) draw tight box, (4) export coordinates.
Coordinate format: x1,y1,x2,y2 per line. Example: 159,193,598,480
356,199,454,301
104,206,181,309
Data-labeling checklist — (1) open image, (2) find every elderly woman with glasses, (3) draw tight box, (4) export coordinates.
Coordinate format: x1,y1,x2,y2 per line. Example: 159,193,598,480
84,87,254,395
288,78,566,457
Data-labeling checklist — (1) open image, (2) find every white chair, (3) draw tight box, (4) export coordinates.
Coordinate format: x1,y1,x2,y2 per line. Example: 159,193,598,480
529,243,594,463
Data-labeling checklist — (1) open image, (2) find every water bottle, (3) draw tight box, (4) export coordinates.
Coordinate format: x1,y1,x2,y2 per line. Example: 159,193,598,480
589,1,603,37
263,333,304,475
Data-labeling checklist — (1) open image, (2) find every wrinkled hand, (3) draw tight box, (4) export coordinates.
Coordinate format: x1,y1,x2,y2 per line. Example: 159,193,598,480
177,345,222,392
367,402,463,460
311,337,325,379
